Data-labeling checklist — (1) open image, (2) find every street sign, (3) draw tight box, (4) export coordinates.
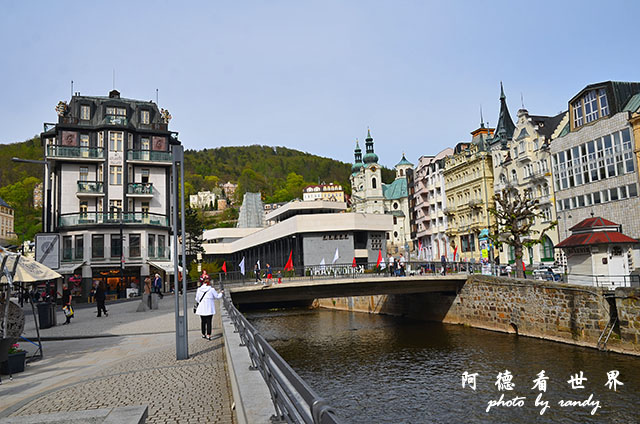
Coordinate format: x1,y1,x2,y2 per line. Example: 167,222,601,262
35,233,60,270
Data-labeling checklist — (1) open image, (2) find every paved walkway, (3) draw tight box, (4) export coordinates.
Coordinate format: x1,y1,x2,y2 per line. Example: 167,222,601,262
0,295,235,423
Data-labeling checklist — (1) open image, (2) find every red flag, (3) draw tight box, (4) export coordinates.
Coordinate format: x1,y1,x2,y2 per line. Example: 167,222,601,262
221,261,227,273
376,250,382,268
352,257,356,267
284,250,294,271
453,246,458,262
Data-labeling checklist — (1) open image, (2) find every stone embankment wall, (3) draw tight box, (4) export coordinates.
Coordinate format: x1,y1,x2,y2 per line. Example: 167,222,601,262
316,276,640,355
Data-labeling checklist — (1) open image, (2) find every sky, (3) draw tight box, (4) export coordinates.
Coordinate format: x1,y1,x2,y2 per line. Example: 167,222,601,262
2,1,640,168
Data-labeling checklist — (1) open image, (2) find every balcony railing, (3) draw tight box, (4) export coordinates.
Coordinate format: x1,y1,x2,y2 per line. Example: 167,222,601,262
127,182,153,195
468,199,483,209
77,181,104,195
127,150,172,162
59,212,169,228
47,145,105,159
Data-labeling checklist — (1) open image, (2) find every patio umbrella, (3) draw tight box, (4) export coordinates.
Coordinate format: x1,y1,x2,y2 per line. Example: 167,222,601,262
0,249,61,284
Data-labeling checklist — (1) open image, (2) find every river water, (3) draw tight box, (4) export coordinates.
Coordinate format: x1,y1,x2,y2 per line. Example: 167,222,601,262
246,308,640,424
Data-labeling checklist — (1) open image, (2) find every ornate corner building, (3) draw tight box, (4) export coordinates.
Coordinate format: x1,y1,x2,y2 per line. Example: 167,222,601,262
41,89,181,297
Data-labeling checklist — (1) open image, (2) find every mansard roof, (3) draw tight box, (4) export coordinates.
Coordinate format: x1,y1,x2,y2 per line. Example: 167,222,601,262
383,178,408,200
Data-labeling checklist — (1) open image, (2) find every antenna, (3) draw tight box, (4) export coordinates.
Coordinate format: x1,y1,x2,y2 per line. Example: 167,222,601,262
71,80,74,99
156,88,159,104
521,92,525,109
480,105,484,127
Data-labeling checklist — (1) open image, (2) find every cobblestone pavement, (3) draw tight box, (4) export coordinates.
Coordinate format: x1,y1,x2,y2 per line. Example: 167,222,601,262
2,295,236,423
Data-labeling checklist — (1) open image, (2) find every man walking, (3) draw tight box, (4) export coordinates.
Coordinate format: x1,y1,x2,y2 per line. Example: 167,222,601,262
153,273,164,299
254,263,262,285
441,255,447,276
95,281,108,317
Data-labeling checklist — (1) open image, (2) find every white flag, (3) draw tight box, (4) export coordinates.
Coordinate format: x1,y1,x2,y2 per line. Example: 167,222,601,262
319,258,325,267
239,257,245,275
379,256,386,269
332,248,339,264
257,260,260,270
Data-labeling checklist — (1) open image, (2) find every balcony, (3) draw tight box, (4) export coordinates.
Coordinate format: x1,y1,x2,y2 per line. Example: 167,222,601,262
468,199,483,209
104,115,128,126
127,150,172,163
77,181,104,197
443,206,456,215
58,212,169,228
127,182,154,197
47,145,105,160
538,194,552,205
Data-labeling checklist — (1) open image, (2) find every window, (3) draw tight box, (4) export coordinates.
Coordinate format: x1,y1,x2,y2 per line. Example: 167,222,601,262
129,233,141,257
63,236,72,260
393,216,397,225
79,166,88,182
80,200,88,218
111,234,122,258
141,137,150,151
372,177,377,189
110,166,122,185
511,169,517,182
128,133,133,150
158,235,165,258
141,169,150,183
141,110,150,124
106,107,126,116
610,188,618,201
598,88,609,116
142,201,149,216
584,90,599,123
109,131,123,151
98,132,104,148
80,105,91,120
620,185,628,199
542,236,554,260
572,101,584,127
92,234,104,258
593,191,601,204
97,165,103,181
148,234,155,258
75,235,84,260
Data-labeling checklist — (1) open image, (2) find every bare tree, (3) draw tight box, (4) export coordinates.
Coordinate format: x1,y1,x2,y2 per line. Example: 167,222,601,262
488,188,557,278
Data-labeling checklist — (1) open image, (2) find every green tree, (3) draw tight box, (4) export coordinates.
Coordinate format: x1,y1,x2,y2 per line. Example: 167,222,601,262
0,176,42,242
489,188,557,278
184,207,204,257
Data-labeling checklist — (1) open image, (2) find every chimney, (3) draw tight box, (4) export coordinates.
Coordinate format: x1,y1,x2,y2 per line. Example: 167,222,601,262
109,89,120,99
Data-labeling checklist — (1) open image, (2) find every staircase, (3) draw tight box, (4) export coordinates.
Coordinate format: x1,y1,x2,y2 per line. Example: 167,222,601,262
597,317,617,351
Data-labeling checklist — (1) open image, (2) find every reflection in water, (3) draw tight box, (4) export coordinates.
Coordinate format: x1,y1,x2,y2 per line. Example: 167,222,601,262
247,308,640,424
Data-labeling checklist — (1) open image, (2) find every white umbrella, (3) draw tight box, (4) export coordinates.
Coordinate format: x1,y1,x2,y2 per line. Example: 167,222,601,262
0,250,61,284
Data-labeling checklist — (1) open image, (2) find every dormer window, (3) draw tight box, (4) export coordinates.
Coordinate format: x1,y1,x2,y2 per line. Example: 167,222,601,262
80,105,91,120
572,88,609,129
141,110,150,124
106,107,126,117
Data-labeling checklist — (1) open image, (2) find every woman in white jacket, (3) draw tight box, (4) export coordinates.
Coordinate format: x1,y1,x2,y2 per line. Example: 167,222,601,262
195,279,224,340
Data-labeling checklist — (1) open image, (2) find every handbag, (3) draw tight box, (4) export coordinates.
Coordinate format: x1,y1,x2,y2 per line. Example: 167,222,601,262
193,289,209,314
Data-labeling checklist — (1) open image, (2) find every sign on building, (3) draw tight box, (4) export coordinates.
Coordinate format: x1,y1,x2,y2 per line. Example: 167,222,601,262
35,233,60,270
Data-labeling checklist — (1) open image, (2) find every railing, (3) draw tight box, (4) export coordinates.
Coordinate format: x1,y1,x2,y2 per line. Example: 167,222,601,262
222,294,341,424
217,261,488,287
58,212,169,227
566,273,640,288
77,181,104,194
127,182,153,195
127,150,172,162
47,145,105,159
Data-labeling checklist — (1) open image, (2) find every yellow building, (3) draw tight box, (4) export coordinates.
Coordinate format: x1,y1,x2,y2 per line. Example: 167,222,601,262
0,196,15,244
443,124,495,262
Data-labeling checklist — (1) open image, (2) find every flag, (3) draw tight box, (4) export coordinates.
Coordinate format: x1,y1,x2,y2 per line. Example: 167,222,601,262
284,250,294,271
319,258,326,267
453,246,458,262
352,257,356,267
239,257,245,275
376,250,383,268
418,240,423,259
221,261,227,273
332,247,339,264
257,260,260,270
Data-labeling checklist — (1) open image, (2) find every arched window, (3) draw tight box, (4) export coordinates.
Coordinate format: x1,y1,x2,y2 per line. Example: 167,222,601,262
542,235,554,260
511,169,518,182
400,169,404,176
372,177,377,189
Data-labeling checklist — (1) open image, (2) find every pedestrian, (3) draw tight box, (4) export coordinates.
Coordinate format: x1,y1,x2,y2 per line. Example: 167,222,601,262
266,264,273,283
153,273,164,299
277,270,282,284
388,254,395,276
95,281,108,317
254,263,262,284
144,275,152,308
505,264,512,277
194,278,223,340
441,254,447,276
199,269,209,286
522,261,527,279
62,283,73,324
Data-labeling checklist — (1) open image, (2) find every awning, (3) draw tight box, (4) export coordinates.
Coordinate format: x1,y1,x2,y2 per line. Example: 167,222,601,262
56,262,85,275
148,261,183,275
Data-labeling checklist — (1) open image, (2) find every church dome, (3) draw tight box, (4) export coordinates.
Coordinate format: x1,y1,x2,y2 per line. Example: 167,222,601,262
352,162,364,173
363,152,379,164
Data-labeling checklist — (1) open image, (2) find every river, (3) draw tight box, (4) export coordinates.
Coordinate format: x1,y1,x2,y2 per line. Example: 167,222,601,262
246,308,640,424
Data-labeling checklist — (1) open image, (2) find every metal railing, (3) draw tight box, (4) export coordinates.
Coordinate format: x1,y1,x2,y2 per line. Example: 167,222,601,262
127,150,172,162
127,182,154,195
222,293,341,424
58,212,169,227
565,273,640,288
217,261,487,287
47,145,105,159
77,181,104,194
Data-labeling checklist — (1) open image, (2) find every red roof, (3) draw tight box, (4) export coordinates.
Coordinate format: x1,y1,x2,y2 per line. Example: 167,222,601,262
557,231,637,248
569,217,619,232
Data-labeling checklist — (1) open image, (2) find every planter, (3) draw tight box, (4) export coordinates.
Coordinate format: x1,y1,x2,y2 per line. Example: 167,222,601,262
1,351,26,375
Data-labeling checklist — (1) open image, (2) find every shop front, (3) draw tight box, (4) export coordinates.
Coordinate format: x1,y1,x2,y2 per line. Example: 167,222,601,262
92,267,141,299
